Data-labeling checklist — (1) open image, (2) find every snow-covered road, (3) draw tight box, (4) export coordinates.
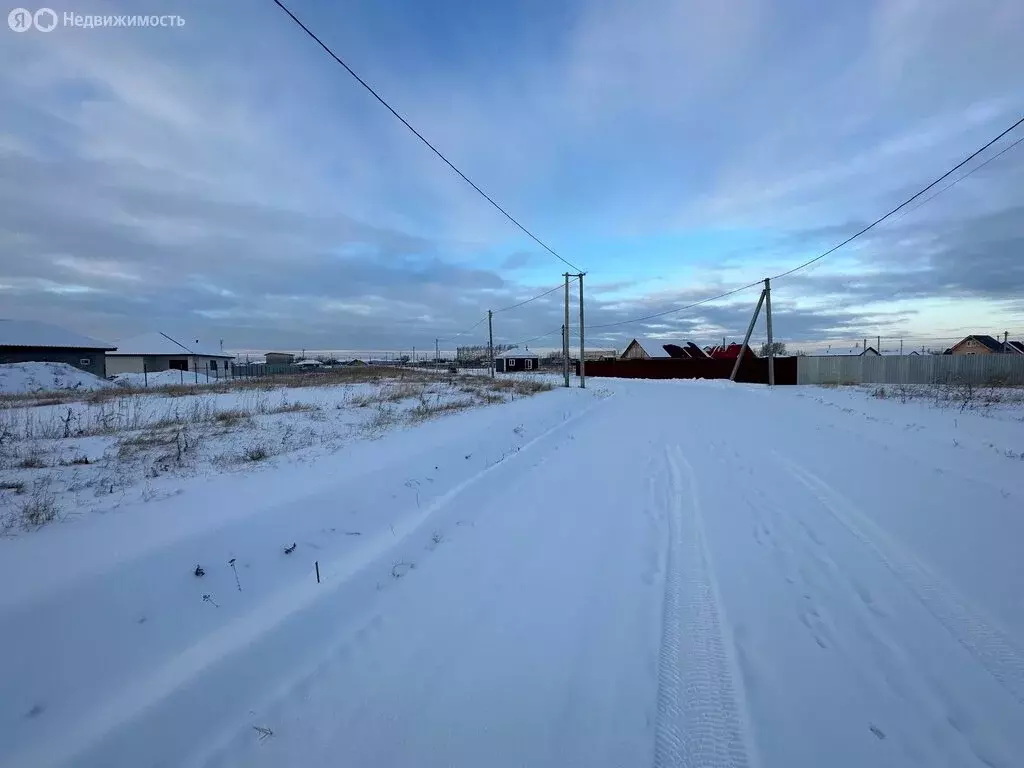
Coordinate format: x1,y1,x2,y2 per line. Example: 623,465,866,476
3,379,1023,767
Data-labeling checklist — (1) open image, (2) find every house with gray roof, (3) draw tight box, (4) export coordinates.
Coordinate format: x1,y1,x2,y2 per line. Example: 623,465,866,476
0,318,116,378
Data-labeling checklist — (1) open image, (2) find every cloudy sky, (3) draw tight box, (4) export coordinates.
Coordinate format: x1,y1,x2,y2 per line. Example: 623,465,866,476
2,0,1022,355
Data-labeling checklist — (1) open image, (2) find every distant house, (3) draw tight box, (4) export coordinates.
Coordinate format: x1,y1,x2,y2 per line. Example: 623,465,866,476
621,339,673,360
294,359,323,369
495,349,539,373
707,343,758,360
860,346,880,356
663,342,709,359
1006,340,1024,355
948,335,1006,355
0,319,115,378
106,332,234,376
264,352,295,365
580,349,617,361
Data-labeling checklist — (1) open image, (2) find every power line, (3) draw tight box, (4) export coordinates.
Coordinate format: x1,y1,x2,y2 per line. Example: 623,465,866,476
270,0,583,274
892,133,1024,223
586,280,764,331
583,115,1024,334
437,314,488,343
493,277,577,314
770,114,1024,280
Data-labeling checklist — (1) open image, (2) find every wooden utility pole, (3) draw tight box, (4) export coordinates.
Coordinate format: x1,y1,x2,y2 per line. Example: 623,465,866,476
764,277,774,387
730,287,766,382
578,273,586,389
435,338,439,363
563,273,571,387
488,310,494,378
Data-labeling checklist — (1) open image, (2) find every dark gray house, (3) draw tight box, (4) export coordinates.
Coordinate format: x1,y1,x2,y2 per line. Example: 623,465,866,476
0,319,116,378
495,349,539,373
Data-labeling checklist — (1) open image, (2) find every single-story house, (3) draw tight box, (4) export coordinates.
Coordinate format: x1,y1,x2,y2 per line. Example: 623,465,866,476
706,343,758,360
264,352,296,365
294,359,323,369
495,349,539,373
106,332,234,375
621,338,673,360
948,335,1005,355
0,318,115,378
1006,340,1024,355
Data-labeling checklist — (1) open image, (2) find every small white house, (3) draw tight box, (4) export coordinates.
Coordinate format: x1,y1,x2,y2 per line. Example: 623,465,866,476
106,332,234,376
495,349,539,373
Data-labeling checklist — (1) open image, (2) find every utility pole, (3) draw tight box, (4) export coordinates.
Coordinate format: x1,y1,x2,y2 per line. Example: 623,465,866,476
578,273,586,389
730,287,766,382
435,338,439,364
900,339,903,356
563,273,571,388
764,277,774,387
488,310,494,378
876,336,880,355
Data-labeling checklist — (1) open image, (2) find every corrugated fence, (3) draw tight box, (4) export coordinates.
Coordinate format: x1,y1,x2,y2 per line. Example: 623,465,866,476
797,355,1024,386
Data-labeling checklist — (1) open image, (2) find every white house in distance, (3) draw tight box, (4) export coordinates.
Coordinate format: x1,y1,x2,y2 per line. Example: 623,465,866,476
106,332,235,376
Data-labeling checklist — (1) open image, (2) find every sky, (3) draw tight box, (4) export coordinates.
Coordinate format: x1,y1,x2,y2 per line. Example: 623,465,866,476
1,0,1022,356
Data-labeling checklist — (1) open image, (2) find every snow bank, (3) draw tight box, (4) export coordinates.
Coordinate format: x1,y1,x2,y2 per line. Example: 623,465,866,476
112,370,219,388
0,361,111,394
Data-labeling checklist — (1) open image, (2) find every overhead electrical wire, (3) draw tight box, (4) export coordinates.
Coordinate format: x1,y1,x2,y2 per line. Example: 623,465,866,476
493,278,576,314
270,0,583,274
770,114,1024,280
585,114,1024,333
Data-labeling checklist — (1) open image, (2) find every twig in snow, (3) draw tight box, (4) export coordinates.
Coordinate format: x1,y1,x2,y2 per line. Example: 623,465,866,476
194,564,205,577
203,594,219,608
229,558,242,591
253,725,274,741
345,531,362,536
284,542,297,554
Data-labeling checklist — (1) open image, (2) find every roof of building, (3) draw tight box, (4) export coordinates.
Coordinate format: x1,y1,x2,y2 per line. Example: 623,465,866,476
954,334,1004,353
0,318,115,350
1006,340,1024,354
624,338,673,358
706,343,757,360
497,348,539,359
107,332,233,358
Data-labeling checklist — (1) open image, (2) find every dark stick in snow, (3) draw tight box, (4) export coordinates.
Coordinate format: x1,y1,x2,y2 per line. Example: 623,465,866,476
229,558,242,591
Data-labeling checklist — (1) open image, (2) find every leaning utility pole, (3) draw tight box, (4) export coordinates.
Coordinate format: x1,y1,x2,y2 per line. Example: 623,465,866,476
563,273,571,387
578,273,586,389
488,310,494,378
764,277,774,387
730,286,766,382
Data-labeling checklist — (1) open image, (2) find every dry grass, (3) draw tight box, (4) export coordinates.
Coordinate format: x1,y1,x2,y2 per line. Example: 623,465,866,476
214,409,251,427
267,401,318,414
0,479,26,494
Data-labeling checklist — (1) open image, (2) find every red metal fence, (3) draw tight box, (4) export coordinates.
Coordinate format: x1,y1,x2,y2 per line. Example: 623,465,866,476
582,356,797,384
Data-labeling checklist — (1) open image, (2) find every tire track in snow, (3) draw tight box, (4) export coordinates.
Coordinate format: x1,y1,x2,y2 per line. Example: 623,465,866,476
778,455,1024,707
13,396,612,768
654,445,754,768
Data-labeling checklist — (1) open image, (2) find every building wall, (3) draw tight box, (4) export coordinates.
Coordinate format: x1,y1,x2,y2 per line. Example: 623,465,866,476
620,341,650,360
498,357,538,372
0,346,108,378
264,353,295,365
950,339,995,355
106,354,233,375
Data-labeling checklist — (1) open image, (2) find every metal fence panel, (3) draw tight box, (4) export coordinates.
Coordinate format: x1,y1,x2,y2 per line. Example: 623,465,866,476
798,355,1024,386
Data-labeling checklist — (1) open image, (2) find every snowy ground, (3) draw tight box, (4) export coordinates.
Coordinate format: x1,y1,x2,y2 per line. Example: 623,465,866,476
0,362,112,394
1,379,1023,768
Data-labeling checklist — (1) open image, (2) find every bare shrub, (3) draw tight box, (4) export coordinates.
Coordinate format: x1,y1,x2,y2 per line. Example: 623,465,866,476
214,409,251,428
408,397,477,423
16,477,60,528
268,401,317,414
17,449,48,469
0,479,26,494
243,441,271,462
60,455,91,466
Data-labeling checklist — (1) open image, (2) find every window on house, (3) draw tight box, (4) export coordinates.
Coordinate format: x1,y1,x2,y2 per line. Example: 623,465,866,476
526,359,534,370
169,359,188,371
79,358,91,366
508,359,516,367
209,359,218,370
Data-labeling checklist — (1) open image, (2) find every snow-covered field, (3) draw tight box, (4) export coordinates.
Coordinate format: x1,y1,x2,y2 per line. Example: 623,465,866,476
1,379,1023,768
0,362,112,394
